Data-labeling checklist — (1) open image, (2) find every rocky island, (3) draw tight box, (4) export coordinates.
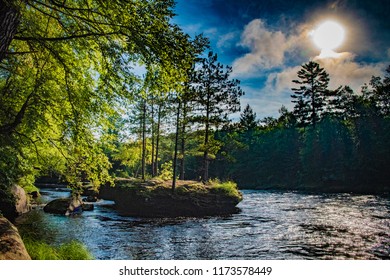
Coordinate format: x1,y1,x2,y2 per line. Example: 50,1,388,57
98,178,243,217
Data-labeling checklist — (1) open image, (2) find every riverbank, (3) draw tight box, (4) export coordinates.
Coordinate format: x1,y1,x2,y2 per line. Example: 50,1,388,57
99,178,243,217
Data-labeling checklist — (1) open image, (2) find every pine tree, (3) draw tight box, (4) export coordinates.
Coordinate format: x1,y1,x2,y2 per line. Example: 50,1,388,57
239,104,258,130
192,51,244,182
291,61,330,127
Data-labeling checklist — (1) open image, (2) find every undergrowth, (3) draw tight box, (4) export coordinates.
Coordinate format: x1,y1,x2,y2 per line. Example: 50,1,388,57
23,238,93,260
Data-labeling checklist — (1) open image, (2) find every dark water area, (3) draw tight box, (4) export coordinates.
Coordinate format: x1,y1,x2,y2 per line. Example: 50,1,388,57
16,188,390,260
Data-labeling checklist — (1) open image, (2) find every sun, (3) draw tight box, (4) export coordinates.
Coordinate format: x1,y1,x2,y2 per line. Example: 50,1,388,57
311,20,345,57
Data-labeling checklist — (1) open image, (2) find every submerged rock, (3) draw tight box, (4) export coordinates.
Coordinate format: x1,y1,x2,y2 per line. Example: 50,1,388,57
0,217,31,260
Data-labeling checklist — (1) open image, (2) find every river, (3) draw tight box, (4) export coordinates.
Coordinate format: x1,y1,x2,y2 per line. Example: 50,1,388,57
16,188,390,259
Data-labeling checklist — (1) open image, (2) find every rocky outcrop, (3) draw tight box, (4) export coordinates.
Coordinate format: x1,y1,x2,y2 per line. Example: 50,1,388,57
11,185,30,215
0,217,31,260
0,185,30,220
99,179,242,217
0,188,16,220
43,198,94,215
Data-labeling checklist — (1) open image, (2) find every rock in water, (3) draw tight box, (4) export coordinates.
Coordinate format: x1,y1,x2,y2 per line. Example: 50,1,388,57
82,203,94,211
43,198,94,214
99,180,242,217
43,198,71,214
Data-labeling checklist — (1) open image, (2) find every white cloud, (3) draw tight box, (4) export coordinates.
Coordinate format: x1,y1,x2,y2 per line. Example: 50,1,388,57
231,18,386,119
204,27,218,36
232,19,290,77
231,19,309,78
265,65,302,94
263,54,384,98
217,32,237,49
314,52,385,91
181,23,202,35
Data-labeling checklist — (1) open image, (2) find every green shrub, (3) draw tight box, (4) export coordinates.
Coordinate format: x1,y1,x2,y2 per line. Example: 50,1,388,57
159,161,173,181
209,180,241,199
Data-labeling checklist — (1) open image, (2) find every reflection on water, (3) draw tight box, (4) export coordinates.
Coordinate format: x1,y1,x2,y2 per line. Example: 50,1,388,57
16,189,390,260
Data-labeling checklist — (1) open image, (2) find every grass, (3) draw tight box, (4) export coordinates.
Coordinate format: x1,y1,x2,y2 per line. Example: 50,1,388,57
113,177,242,200
23,238,94,260
208,179,242,199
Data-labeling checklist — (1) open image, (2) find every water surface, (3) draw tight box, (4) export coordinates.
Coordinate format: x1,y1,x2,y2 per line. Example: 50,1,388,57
17,188,390,259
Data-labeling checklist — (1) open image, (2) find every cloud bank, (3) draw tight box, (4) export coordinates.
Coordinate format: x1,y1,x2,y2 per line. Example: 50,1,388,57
233,18,386,94
232,19,299,76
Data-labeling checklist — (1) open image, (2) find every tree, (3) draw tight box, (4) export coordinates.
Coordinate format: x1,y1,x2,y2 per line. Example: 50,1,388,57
366,65,390,117
0,0,20,63
239,104,258,131
291,61,330,127
0,0,198,192
191,51,244,181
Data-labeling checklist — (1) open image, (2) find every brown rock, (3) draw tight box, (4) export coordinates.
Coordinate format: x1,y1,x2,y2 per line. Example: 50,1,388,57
0,217,31,260
11,185,30,215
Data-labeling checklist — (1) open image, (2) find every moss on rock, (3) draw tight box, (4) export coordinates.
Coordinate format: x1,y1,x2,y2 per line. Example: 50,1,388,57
99,178,243,217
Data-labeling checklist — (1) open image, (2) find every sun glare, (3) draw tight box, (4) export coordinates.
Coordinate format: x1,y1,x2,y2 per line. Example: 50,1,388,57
312,21,345,55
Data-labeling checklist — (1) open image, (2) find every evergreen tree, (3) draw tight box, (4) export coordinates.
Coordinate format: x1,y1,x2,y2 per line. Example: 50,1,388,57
239,104,258,130
291,61,330,127
367,65,390,117
191,51,244,182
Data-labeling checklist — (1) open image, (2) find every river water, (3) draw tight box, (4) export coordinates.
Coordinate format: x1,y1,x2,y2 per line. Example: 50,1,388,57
16,188,390,260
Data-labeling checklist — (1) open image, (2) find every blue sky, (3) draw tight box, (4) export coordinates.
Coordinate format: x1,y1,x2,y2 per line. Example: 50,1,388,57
172,0,390,119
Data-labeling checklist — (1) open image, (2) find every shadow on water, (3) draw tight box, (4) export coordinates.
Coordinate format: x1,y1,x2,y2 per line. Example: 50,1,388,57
16,188,390,260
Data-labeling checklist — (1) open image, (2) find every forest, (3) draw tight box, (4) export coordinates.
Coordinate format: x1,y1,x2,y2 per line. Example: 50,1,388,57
1,0,389,203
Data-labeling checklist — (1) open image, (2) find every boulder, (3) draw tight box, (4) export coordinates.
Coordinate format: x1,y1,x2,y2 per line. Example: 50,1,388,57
11,185,30,215
29,191,40,198
0,217,31,260
82,203,94,211
83,195,98,202
81,187,99,197
0,185,30,220
43,198,94,214
43,198,71,214
0,188,17,220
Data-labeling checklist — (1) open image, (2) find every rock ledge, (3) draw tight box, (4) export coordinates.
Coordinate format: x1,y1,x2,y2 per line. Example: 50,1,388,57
99,179,242,217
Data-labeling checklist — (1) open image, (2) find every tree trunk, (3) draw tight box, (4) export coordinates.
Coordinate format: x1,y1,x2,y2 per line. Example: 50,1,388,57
202,93,211,182
0,0,20,64
141,100,146,181
172,99,181,192
154,104,161,176
150,98,155,177
179,103,187,180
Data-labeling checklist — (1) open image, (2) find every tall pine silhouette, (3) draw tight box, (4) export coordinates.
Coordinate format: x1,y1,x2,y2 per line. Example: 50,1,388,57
291,61,330,127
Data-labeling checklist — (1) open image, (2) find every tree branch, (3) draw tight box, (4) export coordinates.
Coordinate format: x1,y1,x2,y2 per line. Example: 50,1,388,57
14,31,118,42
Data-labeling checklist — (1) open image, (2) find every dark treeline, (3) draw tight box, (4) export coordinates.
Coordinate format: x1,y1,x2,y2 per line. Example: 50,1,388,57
1,0,388,198
205,62,390,193
110,61,389,194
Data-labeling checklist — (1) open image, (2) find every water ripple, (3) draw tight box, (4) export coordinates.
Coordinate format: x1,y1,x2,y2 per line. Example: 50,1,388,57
16,189,390,260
